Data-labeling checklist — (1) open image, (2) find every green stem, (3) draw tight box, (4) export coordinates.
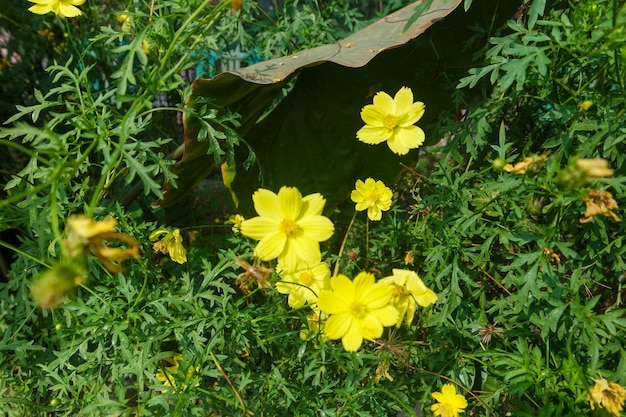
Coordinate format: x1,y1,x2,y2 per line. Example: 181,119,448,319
0,240,50,268
333,211,357,276
0,139,53,167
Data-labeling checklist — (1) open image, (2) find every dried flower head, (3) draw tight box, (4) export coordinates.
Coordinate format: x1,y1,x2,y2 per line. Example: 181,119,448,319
580,189,621,223
587,377,626,417
502,154,547,174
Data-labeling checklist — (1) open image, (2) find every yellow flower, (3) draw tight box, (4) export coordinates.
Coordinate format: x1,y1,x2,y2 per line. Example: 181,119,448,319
350,178,393,221
580,189,621,223
502,154,547,174
576,158,614,179
580,100,593,111
379,269,437,327
155,354,199,393
116,13,132,32
587,377,626,417
356,86,426,155
149,229,187,264
317,272,399,352
276,261,331,308
28,0,86,18
240,187,334,272
225,213,245,233
431,384,468,417
66,215,139,273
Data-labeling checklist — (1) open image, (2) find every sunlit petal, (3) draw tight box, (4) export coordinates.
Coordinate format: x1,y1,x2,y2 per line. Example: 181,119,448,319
342,322,364,351
255,231,286,261
372,91,395,114
277,186,303,219
324,313,351,339
357,125,391,144
240,217,278,240
394,86,414,116
252,189,281,220
361,105,386,126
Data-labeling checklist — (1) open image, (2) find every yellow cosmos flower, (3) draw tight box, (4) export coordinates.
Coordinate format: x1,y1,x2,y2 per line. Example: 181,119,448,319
356,86,425,155
431,384,468,417
502,154,547,174
276,261,331,308
317,272,399,352
379,269,437,327
580,100,593,111
28,0,86,18
66,216,139,273
350,178,393,221
149,229,187,264
587,377,626,417
240,186,334,272
156,354,199,393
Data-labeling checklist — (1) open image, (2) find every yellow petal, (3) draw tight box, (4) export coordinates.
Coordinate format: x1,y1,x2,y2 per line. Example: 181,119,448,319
358,314,384,339
297,215,334,241
28,4,52,14
252,188,281,220
353,272,376,299
330,275,355,301
399,101,425,126
357,125,391,144
277,186,303,219
372,91,395,114
317,290,350,314
371,304,400,327
387,126,424,155
361,105,386,127
324,312,351,339
367,206,383,221
58,3,82,17
300,193,326,217
255,231,286,261
415,288,438,307
240,216,278,240
394,87,414,116
341,321,364,351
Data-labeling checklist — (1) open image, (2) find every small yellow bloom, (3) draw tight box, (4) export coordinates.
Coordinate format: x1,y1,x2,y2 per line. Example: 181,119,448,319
156,354,199,393
502,154,547,174
116,13,131,32
240,186,334,272
576,158,614,179
66,216,139,273
580,189,621,223
149,229,187,264
580,100,593,111
587,377,626,417
276,261,331,308
350,178,393,221
379,269,437,327
317,272,399,352
431,384,468,417
356,86,426,155
141,38,151,55
28,0,86,18
225,214,245,233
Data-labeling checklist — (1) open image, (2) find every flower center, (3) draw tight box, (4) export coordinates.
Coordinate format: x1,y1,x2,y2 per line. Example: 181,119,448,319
367,192,381,205
392,284,404,298
349,301,367,319
279,219,299,235
383,114,398,129
299,271,313,286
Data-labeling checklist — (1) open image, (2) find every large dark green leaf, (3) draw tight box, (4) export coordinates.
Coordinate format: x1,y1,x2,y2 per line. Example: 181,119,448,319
159,0,482,215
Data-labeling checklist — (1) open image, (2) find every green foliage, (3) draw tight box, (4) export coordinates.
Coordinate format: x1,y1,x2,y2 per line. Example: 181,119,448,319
1,0,626,416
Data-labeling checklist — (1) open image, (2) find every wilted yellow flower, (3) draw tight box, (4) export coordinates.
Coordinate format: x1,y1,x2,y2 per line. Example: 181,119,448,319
141,38,150,55
357,86,426,155
587,377,626,417
28,0,86,18
379,269,437,327
66,216,139,273
576,158,614,179
502,154,547,174
350,178,393,221
317,272,399,352
149,229,187,264
276,261,331,308
580,189,621,223
431,384,468,417
240,187,334,272
30,264,84,308
580,100,593,111
156,354,199,393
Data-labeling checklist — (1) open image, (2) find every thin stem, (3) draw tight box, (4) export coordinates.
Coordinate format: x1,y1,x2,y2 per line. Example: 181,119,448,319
333,211,357,276
0,240,50,268
0,139,53,167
